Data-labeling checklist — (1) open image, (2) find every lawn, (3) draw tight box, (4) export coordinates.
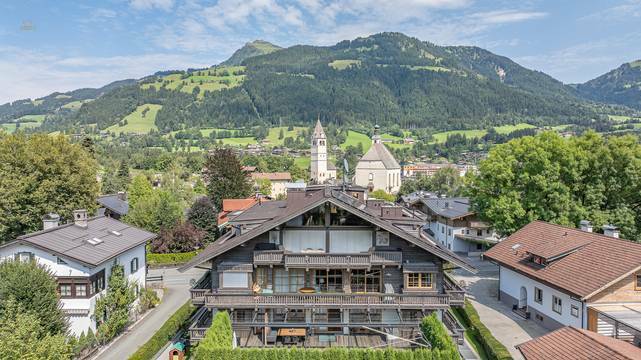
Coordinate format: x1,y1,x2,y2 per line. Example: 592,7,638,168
493,123,536,134
608,114,639,122
0,123,16,133
294,156,310,169
220,137,257,146
266,126,307,146
61,99,92,110
141,66,246,99
105,104,161,135
328,59,361,70
431,129,487,143
340,130,371,152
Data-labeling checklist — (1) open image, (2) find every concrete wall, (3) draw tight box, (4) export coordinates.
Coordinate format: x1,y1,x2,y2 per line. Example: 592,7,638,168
499,266,583,331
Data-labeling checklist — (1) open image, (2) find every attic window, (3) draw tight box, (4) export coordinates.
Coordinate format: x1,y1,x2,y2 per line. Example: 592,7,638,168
87,237,103,245
532,255,546,266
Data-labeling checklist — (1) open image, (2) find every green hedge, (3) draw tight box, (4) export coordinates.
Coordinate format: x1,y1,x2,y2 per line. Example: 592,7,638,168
420,313,458,354
194,347,457,360
196,311,233,354
128,301,194,360
456,300,512,360
147,251,199,266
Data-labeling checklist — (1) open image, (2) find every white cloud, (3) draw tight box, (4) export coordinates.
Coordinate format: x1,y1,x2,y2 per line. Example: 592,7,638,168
130,0,174,11
580,0,641,21
469,10,547,24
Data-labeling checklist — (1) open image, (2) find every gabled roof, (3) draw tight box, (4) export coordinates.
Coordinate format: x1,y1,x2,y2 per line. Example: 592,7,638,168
517,326,641,360
7,216,155,268
250,172,292,181
421,197,474,219
97,194,129,216
357,143,400,169
484,221,641,299
179,187,476,273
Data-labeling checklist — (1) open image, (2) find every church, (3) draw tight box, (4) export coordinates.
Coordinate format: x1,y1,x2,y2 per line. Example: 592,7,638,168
354,125,402,193
309,119,337,184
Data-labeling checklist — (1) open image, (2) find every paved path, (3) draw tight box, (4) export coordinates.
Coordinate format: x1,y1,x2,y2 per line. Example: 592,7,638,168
93,267,204,360
453,256,547,360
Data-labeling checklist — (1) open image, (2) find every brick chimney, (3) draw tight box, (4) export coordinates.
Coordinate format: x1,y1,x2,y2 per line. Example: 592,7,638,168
602,224,619,238
73,209,88,228
579,220,592,233
42,213,60,230
117,191,127,201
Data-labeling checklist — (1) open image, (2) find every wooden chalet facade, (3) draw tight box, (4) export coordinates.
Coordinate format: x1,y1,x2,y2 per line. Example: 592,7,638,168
180,185,475,347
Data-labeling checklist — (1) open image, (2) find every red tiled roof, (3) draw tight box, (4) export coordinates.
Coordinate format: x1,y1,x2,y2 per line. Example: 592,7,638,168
517,326,641,360
217,198,260,225
484,221,641,299
250,172,292,181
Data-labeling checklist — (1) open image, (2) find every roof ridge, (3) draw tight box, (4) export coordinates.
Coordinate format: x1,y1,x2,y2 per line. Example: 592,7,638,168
574,327,635,360
17,215,107,239
532,220,641,246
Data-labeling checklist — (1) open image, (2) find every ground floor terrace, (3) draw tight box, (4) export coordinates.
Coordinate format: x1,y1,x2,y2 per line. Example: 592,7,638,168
589,304,641,347
188,307,464,348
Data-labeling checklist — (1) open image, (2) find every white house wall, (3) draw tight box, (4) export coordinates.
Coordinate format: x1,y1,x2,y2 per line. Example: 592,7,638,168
499,266,583,330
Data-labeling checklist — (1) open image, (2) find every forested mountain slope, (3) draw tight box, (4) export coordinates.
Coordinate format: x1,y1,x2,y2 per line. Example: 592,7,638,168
575,60,641,110
220,40,282,66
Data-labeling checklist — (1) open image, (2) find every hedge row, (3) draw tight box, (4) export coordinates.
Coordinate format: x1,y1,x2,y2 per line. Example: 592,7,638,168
128,301,194,360
194,347,458,360
147,251,199,266
420,313,458,354
456,300,512,360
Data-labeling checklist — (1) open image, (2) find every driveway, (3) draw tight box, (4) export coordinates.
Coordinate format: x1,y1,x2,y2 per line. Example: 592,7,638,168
93,267,205,360
452,256,547,360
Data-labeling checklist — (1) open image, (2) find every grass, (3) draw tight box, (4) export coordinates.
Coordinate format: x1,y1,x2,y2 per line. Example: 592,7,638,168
61,99,92,110
0,123,16,133
608,114,637,122
431,129,487,143
406,65,451,72
493,123,536,134
105,104,161,135
328,59,361,70
340,130,371,152
220,137,257,146
141,66,246,99
294,156,310,169
451,308,488,360
265,126,306,146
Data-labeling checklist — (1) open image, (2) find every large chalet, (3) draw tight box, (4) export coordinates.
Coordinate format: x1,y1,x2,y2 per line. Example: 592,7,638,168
180,185,475,348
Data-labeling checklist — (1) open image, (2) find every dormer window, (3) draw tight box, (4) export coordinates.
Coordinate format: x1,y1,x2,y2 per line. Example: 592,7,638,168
532,255,545,265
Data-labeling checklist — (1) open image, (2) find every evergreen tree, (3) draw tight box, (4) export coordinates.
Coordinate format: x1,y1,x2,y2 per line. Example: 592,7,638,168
202,148,252,208
187,197,220,242
94,265,136,343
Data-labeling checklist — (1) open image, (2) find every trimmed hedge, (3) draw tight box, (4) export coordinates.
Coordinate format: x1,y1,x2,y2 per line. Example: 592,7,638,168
147,251,199,266
128,301,194,360
456,300,512,360
420,313,458,354
194,347,458,360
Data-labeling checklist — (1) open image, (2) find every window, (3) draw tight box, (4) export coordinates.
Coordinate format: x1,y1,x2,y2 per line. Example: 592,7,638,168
274,269,306,293
636,274,641,290
476,243,483,250
477,229,483,237
16,252,33,262
222,272,249,288
447,229,452,236
269,230,280,244
351,269,381,293
315,269,343,292
441,226,445,234
571,305,579,318
90,270,106,295
406,273,434,289
534,287,543,304
130,258,139,273
368,173,374,181
552,295,562,314
59,284,72,297
255,267,271,289
56,257,67,265
76,284,87,297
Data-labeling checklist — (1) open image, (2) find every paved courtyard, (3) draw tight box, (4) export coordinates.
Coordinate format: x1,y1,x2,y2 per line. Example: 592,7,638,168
452,255,547,360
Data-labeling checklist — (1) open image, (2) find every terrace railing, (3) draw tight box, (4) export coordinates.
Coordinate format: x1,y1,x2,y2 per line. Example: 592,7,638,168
253,250,402,269
443,273,466,306
190,271,212,305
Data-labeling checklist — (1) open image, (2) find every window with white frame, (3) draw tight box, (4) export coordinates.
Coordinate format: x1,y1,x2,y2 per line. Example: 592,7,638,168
130,257,139,273
59,284,72,297
534,287,543,304
16,252,33,262
552,295,562,314
571,304,579,317
222,272,249,288
76,284,87,297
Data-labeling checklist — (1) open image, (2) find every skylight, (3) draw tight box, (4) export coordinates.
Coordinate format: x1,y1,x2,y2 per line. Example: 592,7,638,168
87,237,103,245
110,230,122,236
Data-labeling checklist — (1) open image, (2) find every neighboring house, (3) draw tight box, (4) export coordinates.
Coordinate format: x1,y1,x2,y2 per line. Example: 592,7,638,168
251,172,292,197
409,197,499,255
0,210,155,336
218,198,261,227
96,192,129,220
517,326,641,360
354,125,402,194
484,220,641,346
310,119,337,184
181,185,474,348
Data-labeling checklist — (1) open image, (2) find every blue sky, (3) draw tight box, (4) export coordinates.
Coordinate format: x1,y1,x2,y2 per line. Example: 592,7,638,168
1,0,641,103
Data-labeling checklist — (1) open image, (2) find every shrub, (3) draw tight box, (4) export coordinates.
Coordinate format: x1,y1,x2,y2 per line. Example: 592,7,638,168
151,221,206,253
457,300,512,360
193,347,456,360
194,311,233,359
128,301,194,360
420,312,458,354
147,251,199,266
139,287,160,312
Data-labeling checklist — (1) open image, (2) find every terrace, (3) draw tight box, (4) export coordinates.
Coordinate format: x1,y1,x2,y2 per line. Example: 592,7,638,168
253,250,403,269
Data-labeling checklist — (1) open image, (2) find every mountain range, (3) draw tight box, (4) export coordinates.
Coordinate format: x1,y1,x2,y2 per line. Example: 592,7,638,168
1,33,639,134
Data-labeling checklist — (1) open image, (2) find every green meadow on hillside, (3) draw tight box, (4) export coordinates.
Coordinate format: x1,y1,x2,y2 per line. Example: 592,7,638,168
141,66,246,99
340,131,371,152
266,126,307,145
105,104,161,135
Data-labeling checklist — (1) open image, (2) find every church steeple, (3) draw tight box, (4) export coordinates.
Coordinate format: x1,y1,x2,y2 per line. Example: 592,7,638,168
310,118,328,184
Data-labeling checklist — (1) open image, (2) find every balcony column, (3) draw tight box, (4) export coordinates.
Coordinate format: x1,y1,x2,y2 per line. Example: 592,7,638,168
342,309,350,335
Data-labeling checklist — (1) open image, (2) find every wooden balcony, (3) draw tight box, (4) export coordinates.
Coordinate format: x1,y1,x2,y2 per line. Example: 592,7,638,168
443,272,465,306
443,309,465,345
199,292,450,309
190,271,212,305
253,250,402,269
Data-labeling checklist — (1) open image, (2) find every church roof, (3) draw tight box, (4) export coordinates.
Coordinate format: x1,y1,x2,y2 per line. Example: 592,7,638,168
359,143,400,169
312,119,326,139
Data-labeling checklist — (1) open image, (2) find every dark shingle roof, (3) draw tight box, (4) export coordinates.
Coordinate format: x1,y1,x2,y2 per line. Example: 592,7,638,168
421,197,473,219
484,221,641,299
517,326,641,360
15,216,155,267
97,194,129,216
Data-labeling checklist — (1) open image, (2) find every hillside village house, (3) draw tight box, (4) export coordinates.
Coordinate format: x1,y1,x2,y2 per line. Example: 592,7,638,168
485,221,641,347
96,192,129,220
310,120,337,184
0,210,155,336
250,172,292,198
354,126,402,193
406,195,499,255
181,185,474,348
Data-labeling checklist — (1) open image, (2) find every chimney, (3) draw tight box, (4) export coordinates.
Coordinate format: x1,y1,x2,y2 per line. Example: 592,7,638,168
73,209,88,228
579,220,592,233
117,191,127,201
42,213,60,230
602,224,620,238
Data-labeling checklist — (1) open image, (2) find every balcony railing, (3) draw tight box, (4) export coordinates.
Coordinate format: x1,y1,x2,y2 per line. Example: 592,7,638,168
443,273,465,306
199,292,450,309
253,250,402,269
190,271,212,305
443,310,465,345
454,233,500,244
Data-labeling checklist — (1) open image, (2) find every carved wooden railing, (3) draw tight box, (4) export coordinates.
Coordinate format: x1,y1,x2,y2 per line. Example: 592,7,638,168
443,309,465,345
443,272,466,306
190,271,212,304
253,250,402,268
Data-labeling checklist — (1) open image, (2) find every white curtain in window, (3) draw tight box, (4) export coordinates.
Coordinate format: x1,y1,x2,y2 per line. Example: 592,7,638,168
283,230,326,252
329,230,372,253
222,272,248,288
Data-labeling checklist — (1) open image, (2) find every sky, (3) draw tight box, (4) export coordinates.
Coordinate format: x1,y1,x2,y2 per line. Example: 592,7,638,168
1,0,641,104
